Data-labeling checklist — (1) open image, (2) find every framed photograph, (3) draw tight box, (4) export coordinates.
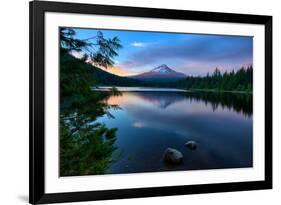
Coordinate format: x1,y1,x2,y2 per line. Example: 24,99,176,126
29,0,272,204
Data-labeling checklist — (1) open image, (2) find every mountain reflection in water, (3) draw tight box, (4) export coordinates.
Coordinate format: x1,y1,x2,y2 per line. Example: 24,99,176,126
95,89,253,174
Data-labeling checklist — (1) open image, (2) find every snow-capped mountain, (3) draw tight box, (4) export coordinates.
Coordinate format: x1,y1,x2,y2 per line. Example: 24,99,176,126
151,64,176,73
132,64,186,81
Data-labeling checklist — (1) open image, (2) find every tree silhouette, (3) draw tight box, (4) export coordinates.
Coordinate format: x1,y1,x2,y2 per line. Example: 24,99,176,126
60,28,122,68
59,28,123,176
177,66,253,92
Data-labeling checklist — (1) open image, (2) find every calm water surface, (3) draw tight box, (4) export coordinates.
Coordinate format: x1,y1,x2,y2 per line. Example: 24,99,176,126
95,87,253,174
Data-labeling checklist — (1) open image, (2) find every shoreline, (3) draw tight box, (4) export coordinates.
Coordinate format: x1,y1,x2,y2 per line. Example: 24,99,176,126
189,88,252,94
93,86,252,94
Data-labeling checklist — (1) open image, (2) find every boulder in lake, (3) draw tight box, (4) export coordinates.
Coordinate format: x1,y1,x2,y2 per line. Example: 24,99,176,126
184,140,197,150
163,148,183,164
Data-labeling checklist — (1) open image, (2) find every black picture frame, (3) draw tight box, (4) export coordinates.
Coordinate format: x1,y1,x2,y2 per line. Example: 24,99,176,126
29,1,272,204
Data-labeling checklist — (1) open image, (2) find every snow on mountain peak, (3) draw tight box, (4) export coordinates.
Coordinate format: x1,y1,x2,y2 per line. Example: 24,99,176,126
151,64,175,73
132,64,186,80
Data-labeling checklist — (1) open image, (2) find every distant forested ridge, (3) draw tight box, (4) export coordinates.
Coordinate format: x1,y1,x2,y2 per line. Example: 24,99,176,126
61,53,178,88
61,53,145,93
61,53,253,93
176,66,253,93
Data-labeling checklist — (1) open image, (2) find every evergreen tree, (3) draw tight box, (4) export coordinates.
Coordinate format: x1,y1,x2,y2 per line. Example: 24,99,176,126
177,66,253,93
60,28,122,68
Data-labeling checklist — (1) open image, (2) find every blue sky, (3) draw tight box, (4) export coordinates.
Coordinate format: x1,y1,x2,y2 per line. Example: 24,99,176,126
71,28,253,77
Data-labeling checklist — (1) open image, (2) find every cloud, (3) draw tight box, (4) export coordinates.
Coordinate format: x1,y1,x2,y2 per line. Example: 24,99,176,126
125,35,253,72
132,122,146,128
130,42,146,47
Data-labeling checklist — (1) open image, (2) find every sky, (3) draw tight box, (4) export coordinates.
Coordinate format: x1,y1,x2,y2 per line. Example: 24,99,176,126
71,28,253,77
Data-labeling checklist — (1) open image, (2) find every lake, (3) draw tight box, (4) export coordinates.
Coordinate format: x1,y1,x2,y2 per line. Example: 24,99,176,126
95,87,253,174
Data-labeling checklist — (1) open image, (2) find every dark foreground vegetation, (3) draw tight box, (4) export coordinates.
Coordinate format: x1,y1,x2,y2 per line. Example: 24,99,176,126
60,28,122,176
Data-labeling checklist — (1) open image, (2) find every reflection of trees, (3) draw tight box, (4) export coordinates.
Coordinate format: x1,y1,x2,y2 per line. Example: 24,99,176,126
130,91,252,117
185,91,253,117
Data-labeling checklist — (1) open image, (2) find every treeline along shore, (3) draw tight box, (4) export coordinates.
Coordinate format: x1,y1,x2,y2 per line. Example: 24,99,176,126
176,67,253,93
64,53,253,94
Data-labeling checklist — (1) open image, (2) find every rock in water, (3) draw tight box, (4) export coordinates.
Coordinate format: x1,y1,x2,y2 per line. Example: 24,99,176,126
163,148,183,164
185,141,197,150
